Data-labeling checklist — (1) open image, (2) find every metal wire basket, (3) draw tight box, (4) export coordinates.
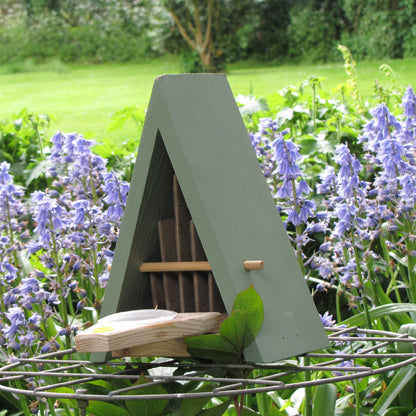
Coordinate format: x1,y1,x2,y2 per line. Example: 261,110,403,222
0,326,415,414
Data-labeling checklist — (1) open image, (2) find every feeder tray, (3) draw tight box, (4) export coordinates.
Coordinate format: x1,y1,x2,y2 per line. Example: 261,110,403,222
75,309,224,357
2,326,416,415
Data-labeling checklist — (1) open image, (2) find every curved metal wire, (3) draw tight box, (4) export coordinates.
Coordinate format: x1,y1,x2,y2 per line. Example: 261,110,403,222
0,326,415,403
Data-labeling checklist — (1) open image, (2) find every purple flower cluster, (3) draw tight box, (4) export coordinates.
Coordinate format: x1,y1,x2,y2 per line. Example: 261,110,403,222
314,88,416,290
251,119,325,267
251,86,416,323
251,120,318,226
0,133,129,358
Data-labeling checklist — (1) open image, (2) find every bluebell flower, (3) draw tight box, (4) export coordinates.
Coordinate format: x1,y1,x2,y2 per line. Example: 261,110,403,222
103,172,129,222
299,200,317,223
47,293,60,305
0,161,13,184
316,256,334,279
18,332,35,348
27,313,41,326
68,281,78,290
98,271,109,288
76,299,86,310
3,288,19,306
40,339,59,354
4,306,25,341
401,86,416,118
319,311,336,327
332,359,355,376
297,179,312,195
0,261,17,282
20,277,40,295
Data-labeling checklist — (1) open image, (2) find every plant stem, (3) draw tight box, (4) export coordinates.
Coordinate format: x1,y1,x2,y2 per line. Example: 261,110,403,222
49,217,70,348
312,83,317,132
14,380,32,416
336,288,343,323
352,245,372,329
303,356,312,416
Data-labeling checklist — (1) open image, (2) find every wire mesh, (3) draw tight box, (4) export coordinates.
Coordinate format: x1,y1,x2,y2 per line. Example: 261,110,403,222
0,326,415,404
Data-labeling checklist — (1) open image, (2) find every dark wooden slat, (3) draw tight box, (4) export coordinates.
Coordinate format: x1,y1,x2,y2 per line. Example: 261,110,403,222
209,272,226,313
158,218,180,311
173,176,194,312
149,272,166,309
190,220,210,312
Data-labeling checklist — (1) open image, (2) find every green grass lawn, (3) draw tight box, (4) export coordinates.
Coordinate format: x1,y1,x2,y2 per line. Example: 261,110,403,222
1,55,415,156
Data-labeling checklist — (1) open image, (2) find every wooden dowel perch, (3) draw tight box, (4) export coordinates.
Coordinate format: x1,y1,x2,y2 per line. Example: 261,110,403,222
140,260,265,272
140,261,211,273
243,260,264,271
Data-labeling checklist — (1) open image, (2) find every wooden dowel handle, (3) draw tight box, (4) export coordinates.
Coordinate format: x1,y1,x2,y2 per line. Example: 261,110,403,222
243,260,264,271
140,261,211,273
141,260,264,272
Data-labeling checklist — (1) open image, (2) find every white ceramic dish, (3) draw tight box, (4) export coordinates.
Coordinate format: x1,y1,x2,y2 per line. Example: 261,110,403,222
98,309,177,327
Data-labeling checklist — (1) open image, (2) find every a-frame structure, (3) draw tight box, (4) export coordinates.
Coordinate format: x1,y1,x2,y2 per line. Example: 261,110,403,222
96,74,329,363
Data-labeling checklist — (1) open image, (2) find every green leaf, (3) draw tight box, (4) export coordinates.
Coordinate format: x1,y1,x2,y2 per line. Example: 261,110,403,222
220,310,251,352
17,250,32,276
241,407,262,415
44,316,58,338
224,284,264,346
87,401,130,416
186,286,263,363
275,107,294,128
312,384,336,416
185,333,239,363
335,409,360,416
178,384,212,416
297,135,317,155
199,400,232,415
341,304,416,326
25,159,48,186
373,366,416,415
125,374,168,416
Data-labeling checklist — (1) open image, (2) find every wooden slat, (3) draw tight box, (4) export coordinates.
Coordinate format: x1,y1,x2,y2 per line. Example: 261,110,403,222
112,338,190,358
173,176,194,312
173,175,192,261
75,312,222,353
158,219,180,311
209,272,226,313
190,220,210,312
140,261,211,272
149,272,166,309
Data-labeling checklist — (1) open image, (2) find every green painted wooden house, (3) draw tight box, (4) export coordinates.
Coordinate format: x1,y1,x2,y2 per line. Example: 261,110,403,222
97,74,329,363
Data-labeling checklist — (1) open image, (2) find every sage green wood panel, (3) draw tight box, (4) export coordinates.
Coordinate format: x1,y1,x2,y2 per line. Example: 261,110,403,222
152,74,328,362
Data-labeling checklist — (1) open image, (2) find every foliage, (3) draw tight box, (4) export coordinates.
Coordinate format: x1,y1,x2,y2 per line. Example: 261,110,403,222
0,108,50,190
288,0,343,63
185,285,264,364
2,0,416,66
164,0,264,71
0,133,129,414
0,0,169,64
3,54,416,414
340,0,416,61
247,83,416,414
